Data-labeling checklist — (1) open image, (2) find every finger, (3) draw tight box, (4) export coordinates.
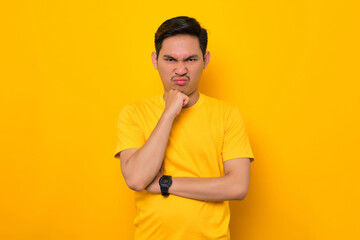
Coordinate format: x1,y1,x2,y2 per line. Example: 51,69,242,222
184,98,189,105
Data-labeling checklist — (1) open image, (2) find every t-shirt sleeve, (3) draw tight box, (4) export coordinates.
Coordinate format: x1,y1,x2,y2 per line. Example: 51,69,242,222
222,105,254,162
114,104,145,158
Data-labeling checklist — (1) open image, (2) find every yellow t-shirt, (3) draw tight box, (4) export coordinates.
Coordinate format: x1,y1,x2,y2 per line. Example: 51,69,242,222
114,92,254,240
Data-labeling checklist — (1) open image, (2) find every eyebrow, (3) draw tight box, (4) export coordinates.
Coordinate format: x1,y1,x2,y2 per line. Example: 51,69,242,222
163,54,200,60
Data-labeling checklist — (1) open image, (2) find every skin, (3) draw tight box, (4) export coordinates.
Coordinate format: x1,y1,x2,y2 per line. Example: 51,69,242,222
141,34,252,201
151,34,210,108
145,158,251,201
118,32,251,201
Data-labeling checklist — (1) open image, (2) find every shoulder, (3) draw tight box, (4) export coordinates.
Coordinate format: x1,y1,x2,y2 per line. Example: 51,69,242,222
201,94,246,128
201,93,238,114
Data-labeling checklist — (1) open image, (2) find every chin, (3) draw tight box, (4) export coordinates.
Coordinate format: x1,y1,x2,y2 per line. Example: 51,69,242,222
170,87,187,93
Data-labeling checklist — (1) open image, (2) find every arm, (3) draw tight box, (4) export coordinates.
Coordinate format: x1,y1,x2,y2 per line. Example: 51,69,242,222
145,157,251,201
119,90,189,191
119,112,174,191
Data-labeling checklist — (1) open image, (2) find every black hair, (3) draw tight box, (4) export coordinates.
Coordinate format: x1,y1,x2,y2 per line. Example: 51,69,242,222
154,16,208,59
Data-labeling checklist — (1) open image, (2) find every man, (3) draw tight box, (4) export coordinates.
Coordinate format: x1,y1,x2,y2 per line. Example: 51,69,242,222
114,16,254,240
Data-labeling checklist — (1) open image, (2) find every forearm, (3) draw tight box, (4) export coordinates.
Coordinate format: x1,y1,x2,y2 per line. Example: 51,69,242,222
169,175,246,201
145,172,248,201
123,112,174,190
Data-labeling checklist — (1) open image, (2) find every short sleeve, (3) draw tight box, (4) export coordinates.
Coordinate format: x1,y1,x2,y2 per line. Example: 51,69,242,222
222,105,254,162
114,104,145,158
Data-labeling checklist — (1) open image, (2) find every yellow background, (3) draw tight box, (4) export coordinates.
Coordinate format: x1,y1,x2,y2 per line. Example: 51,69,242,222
1,1,359,239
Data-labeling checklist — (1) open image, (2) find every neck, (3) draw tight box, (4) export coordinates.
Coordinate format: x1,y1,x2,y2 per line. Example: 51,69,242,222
183,91,199,108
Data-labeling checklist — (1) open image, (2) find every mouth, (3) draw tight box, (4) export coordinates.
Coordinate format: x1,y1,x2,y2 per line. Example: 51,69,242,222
172,76,189,86
174,79,187,85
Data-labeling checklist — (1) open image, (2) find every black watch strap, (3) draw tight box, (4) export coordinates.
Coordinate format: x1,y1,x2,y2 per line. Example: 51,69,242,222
159,175,172,197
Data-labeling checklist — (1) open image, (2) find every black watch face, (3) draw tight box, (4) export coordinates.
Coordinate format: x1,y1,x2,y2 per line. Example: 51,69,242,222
162,179,169,184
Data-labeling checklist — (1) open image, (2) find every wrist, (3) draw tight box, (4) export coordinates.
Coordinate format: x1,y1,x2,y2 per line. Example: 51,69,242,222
159,175,172,197
161,111,176,122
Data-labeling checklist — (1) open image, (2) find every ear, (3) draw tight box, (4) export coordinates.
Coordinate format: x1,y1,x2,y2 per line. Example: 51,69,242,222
151,51,158,70
203,51,210,69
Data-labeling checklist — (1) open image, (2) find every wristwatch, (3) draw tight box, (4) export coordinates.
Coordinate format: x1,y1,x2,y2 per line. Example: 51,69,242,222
159,175,172,197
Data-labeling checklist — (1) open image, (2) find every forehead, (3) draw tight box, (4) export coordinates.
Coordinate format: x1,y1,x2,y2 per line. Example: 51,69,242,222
159,34,202,57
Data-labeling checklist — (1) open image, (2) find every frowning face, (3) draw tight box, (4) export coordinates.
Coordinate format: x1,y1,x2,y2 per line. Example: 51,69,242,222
151,34,210,96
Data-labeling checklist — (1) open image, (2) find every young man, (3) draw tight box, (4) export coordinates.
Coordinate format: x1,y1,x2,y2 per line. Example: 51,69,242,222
114,16,254,240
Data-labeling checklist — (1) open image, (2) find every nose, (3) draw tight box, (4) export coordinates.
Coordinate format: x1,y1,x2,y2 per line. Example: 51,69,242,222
174,61,188,75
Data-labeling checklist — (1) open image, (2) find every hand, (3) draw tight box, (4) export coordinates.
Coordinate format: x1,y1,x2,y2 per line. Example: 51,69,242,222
163,89,190,119
145,171,163,194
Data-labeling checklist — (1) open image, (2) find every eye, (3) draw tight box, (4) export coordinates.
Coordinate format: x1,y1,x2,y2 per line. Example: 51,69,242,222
187,58,196,62
165,58,175,62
